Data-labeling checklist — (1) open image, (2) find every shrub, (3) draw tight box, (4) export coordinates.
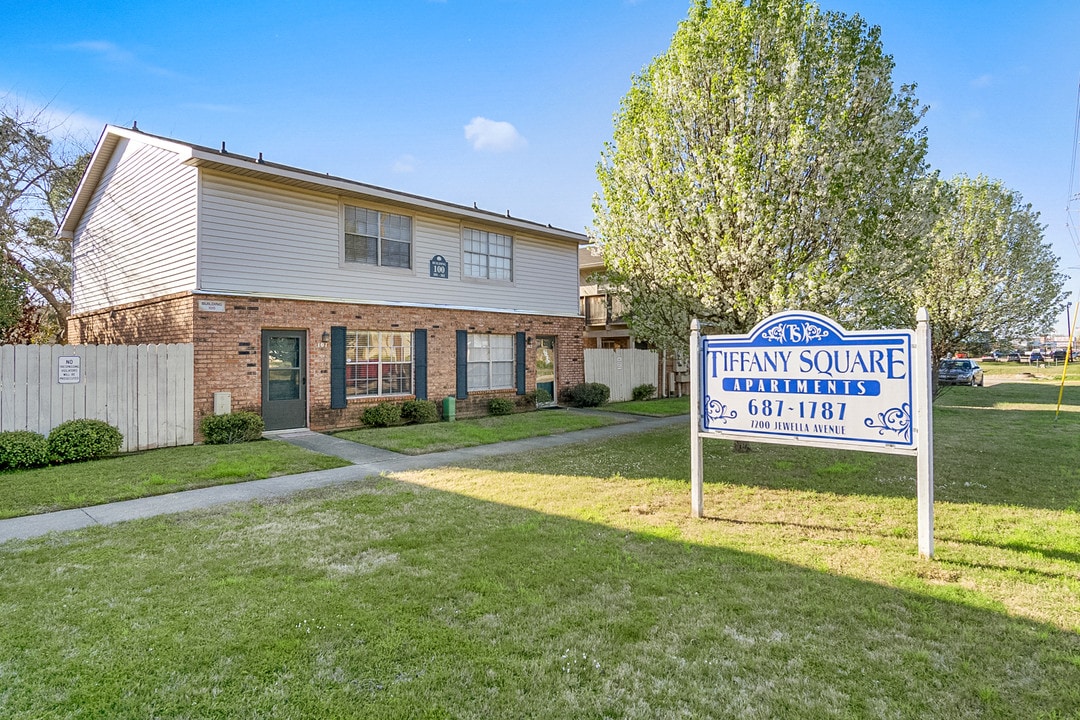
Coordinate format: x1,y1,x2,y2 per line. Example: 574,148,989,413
488,398,515,416
535,387,553,404
402,399,439,424
632,384,657,402
562,382,610,408
0,430,50,470
200,411,265,445
47,419,123,463
362,402,402,428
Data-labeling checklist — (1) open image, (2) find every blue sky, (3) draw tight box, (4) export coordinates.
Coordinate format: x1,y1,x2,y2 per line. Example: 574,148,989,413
4,0,1080,332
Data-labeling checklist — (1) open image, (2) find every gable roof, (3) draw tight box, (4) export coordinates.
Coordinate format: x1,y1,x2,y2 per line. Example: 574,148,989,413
60,124,587,246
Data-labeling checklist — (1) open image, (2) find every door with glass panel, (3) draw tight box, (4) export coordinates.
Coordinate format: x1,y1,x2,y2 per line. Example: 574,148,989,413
535,336,557,406
261,330,307,430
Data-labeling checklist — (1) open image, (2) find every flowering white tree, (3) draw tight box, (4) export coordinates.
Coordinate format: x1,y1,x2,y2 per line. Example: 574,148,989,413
593,0,932,349
915,175,1066,361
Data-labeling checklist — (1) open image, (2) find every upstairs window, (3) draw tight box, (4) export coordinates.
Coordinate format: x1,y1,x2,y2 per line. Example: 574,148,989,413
463,228,512,280
345,205,412,269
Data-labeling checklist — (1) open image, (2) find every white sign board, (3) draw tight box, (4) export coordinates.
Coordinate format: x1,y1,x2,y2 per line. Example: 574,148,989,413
691,310,935,558
58,356,81,384
700,311,915,453
198,299,226,313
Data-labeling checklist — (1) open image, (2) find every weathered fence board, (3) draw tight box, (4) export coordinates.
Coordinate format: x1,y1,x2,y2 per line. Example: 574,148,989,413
0,344,194,452
584,348,659,402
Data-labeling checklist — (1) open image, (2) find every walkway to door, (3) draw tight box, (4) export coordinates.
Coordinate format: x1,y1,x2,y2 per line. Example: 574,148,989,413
0,410,686,543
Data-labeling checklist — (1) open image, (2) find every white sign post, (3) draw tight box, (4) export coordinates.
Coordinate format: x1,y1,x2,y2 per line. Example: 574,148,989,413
691,309,934,558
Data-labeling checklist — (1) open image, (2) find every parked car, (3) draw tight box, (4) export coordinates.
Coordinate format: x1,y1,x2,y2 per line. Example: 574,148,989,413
938,359,984,386
1028,350,1044,364
1006,351,1021,363
981,351,1003,362
1052,349,1067,362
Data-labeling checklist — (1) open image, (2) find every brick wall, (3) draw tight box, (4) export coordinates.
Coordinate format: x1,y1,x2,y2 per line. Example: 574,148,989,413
68,293,194,345
71,293,585,432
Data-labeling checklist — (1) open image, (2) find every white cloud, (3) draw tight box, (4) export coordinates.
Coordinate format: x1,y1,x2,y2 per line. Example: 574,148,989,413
34,106,107,141
63,40,134,64
464,116,527,152
0,90,106,144
392,154,418,173
59,40,181,78
970,74,993,89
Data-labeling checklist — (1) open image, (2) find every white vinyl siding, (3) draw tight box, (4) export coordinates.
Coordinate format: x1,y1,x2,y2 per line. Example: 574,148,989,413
467,334,514,391
197,172,580,316
71,139,198,314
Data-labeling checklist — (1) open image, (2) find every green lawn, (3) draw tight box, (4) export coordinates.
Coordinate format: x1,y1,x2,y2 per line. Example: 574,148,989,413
333,409,625,454
0,380,1078,717
596,395,691,416
0,441,350,519
979,358,1080,382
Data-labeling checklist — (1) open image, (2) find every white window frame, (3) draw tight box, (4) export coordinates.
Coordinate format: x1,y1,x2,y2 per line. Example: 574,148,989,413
343,204,413,269
344,330,413,398
462,227,513,281
467,333,515,391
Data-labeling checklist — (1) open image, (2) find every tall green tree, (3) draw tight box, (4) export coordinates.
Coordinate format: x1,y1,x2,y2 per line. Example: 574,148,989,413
0,255,28,331
593,0,931,349
915,174,1066,361
0,105,89,343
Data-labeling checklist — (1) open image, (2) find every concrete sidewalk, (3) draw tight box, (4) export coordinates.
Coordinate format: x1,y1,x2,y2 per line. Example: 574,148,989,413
0,411,686,543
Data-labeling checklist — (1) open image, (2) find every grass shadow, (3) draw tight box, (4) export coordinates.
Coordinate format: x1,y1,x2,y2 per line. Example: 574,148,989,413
1,475,1077,717
941,535,1080,567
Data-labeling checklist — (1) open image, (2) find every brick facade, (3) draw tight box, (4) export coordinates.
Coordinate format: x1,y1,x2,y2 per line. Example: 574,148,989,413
69,293,584,432
68,293,194,346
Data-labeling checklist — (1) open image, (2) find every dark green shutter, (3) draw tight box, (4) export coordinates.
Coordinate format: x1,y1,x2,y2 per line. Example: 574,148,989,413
330,326,347,409
414,329,427,400
456,330,468,400
515,332,526,395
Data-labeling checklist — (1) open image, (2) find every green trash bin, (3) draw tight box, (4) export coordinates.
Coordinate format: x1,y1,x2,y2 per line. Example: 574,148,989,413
442,396,456,422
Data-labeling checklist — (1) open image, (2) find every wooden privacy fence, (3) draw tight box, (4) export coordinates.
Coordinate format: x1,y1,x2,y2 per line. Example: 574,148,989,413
584,348,659,402
0,344,194,452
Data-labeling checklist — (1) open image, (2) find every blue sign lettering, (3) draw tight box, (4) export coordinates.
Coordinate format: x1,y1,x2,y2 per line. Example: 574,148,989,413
700,311,914,448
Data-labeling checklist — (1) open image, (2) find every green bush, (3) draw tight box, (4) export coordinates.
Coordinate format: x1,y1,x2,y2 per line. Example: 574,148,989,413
402,399,439,424
632,384,657,402
362,402,402,428
200,411,265,445
47,419,123,463
488,398,515,416
0,430,51,470
535,387,553,404
561,382,610,408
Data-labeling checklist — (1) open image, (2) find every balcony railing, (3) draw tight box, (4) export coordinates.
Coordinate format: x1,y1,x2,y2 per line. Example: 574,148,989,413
583,294,626,327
